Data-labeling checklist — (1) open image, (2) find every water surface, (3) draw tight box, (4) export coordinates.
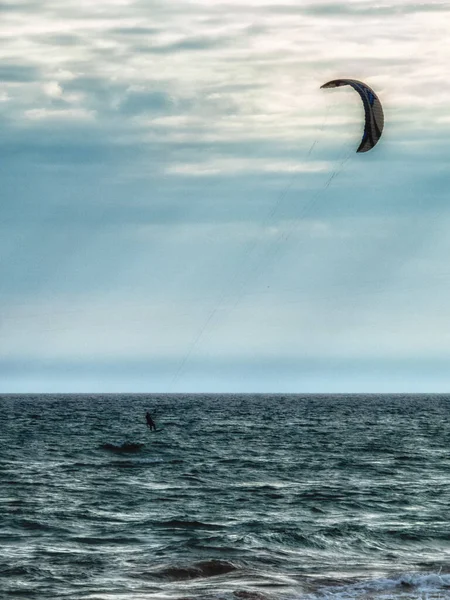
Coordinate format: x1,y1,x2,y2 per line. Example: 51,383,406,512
1,394,450,599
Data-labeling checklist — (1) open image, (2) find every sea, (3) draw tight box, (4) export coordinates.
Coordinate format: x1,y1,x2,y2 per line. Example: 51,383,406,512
2,394,450,600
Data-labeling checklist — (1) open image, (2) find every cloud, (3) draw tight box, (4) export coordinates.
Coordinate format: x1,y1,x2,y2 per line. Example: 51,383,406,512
119,88,175,115
145,35,232,54
24,107,95,121
111,26,161,36
43,81,63,97
166,158,330,176
0,1,38,12
35,33,84,47
0,64,40,82
274,2,450,17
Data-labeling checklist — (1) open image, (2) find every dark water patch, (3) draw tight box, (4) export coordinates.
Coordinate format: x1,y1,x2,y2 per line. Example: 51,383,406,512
417,561,450,571
154,559,239,580
0,480,34,486
157,519,227,530
2,499,25,507
221,458,243,464
0,533,24,543
238,484,288,493
234,589,271,600
100,442,145,453
394,454,427,462
296,490,348,502
2,589,40,597
149,496,176,503
385,529,428,542
0,564,45,578
17,520,54,531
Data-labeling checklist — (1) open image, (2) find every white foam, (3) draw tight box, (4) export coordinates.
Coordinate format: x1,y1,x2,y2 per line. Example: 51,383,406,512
302,572,450,600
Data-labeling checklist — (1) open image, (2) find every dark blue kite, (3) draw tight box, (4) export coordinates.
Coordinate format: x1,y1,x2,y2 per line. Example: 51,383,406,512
321,79,384,153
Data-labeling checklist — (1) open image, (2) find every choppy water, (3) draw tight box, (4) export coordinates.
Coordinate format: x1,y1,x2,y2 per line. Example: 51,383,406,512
2,394,450,600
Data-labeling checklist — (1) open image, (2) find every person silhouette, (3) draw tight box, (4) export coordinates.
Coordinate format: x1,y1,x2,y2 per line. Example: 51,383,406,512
146,411,156,431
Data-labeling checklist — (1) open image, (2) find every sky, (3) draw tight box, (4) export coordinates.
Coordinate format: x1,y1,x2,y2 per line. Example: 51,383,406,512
2,0,450,393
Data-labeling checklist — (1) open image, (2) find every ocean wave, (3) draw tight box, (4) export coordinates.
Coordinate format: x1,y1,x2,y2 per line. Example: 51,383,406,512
153,559,239,581
0,565,45,578
70,535,142,545
234,591,270,600
16,520,56,532
1,586,40,596
307,572,450,600
38,549,105,567
104,459,149,468
100,442,145,453
157,519,227,530
72,456,162,469
393,454,427,462
262,530,328,549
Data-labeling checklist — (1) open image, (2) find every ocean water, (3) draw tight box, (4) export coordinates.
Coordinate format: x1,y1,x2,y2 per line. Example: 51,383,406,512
2,394,450,600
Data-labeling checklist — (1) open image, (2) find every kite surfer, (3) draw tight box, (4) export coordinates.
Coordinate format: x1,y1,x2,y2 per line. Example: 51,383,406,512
146,411,156,431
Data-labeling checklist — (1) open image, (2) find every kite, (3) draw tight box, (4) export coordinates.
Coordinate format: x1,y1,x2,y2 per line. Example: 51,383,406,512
321,79,384,153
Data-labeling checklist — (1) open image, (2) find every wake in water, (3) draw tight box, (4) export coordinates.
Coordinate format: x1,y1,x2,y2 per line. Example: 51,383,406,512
152,559,238,580
100,441,145,453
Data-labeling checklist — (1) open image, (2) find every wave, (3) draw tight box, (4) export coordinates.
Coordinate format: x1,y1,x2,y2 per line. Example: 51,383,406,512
233,591,269,600
0,564,45,578
16,519,60,532
70,535,142,545
394,454,428,463
100,442,145,453
153,559,238,581
307,572,450,600
157,519,227,530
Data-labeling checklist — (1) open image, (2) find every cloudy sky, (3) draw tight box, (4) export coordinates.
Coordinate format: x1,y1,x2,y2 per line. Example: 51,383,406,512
2,0,450,393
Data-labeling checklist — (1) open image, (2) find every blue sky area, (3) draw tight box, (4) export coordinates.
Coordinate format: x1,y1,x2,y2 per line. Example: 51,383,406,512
2,0,450,393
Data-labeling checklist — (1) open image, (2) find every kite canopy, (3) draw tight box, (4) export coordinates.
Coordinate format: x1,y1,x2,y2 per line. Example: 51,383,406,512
321,79,384,153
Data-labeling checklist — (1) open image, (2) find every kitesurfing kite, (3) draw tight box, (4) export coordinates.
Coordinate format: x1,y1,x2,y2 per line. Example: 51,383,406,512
321,79,384,153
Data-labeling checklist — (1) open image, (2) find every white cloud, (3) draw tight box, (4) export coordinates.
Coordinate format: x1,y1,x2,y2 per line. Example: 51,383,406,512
166,158,330,176
43,81,63,97
24,107,96,120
